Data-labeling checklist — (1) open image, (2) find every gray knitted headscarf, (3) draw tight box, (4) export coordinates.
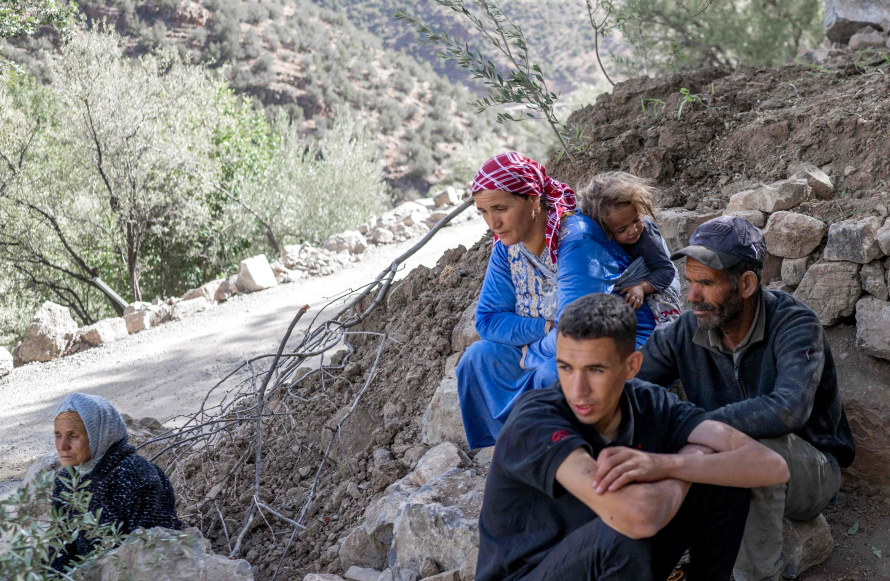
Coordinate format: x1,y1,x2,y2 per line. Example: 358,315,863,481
55,393,128,474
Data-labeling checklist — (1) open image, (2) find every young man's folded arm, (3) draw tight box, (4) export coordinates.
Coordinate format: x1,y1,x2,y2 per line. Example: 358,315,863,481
591,420,790,494
667,419,790,487
555,447,689,540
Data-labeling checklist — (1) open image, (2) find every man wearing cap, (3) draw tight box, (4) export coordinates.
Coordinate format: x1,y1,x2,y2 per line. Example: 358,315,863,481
634,216,855,581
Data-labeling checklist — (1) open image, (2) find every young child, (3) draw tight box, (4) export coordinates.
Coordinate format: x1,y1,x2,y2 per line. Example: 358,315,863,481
576,171,682,327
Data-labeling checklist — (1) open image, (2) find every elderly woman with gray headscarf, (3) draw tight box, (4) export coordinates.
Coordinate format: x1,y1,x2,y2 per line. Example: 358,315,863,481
50,393,182,572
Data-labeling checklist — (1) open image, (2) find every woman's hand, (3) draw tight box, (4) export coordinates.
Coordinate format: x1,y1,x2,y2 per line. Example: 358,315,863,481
620,284,646,310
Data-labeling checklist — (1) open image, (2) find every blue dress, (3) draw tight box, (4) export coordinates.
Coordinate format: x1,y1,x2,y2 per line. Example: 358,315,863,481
457,214,656,448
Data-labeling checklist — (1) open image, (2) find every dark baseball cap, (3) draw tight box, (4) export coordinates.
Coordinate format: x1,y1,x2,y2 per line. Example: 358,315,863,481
671,216,766,270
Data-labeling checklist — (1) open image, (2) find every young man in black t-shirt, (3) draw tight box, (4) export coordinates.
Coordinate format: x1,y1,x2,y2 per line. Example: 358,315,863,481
476,293,790,581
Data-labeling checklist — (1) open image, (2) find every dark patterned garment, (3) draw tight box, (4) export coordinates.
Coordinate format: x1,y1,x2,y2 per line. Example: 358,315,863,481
50,438,182,572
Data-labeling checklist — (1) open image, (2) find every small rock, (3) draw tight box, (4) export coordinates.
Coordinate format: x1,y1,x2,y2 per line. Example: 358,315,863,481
791,162,834,200
377,571,394,581
855,296,890,360
373,448,395,468
392,569,420,581
472,447,494,468
419,557,440,578
876,204,888,218
214,279,234,302
849,30,887,50
371,228,395,245
421,571,459,581
433,187,461,208
763,212,827,259
823,216,882,263
781,515,834,577
324,231,369,255
793,261,862,326
0,347,12,377
413,443,463,486
459,548,478,581
781,257,814,287
304,575,346,581
722,209,766,229
844,165,857,177
726,179,811,214
79,318,129,347
344,566,382,581
235,254,278,292
860,261,888,300
269,259,302,284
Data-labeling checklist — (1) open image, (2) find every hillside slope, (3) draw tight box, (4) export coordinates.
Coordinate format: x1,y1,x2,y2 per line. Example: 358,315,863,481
3,0,509,193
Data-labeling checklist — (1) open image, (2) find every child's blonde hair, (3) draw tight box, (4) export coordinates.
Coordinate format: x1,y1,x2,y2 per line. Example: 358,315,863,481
576,171,657,235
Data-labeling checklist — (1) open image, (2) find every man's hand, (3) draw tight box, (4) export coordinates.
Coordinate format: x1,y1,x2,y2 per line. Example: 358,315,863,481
592,447,670,494
620,284,646,310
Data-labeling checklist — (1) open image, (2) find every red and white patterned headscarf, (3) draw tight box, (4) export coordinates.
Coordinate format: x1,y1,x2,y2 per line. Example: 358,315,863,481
472,152,577,263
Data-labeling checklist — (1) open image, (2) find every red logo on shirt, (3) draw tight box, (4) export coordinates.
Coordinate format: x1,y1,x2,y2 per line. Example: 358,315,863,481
552,430,570,443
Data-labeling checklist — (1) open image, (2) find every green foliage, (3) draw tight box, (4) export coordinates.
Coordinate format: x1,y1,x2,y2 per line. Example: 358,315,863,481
0,467,125,579
395,0,575,161
0,0,76,40
237,111,388,246
0,28,274,337
608,0,823,77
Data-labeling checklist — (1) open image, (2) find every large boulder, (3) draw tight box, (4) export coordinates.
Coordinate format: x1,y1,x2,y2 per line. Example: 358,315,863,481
450,302,479,353
793,261,861,326
124,310,152,335
855,296,890,360
654,209,723,253
726,180,811,214
722,209,766,228
15,302,78,365
73,527,252,581
412,443,463,487
824,0,890,44
823,216,883,264
391,469,484,573
781,256,815,287
182,279,225,303
0,346,12,378
763,212,827,259
791,162,834,200
235,254,278,292
324,231,369,255
79,318,129,348
170,297,209,321
782,515,834,577
876,220,890,256
421,367,468,448
860,260,888,300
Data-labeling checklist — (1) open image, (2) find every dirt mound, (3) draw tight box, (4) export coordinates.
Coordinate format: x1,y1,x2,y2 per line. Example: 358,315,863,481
549,51,890,218
164,237,490,580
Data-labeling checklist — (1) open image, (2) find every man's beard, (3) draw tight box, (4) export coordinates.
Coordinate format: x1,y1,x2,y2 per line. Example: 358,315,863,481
690,293,744,331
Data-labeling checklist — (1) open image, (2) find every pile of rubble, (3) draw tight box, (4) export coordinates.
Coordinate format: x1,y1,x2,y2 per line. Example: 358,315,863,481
0,189,474,374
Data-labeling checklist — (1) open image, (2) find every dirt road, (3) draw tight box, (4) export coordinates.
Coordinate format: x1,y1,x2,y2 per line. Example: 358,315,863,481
0,217,488,487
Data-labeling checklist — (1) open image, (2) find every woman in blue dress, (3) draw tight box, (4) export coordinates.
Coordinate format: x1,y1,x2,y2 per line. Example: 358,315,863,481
457,153,656,448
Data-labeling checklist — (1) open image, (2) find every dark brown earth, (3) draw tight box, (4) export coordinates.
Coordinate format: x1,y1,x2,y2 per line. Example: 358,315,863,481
165,238,492,580
549,51,890,219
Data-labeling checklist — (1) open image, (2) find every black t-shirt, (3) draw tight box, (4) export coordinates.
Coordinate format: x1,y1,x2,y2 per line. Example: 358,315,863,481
476,379,706,581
